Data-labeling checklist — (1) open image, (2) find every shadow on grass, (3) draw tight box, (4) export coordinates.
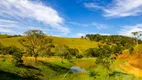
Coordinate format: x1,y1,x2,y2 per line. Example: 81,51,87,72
0,64,43,80
19,64,41,71
0,70,24,80
39,61,69,74
109,71,129,76
0,70,43,80
19,64,43,80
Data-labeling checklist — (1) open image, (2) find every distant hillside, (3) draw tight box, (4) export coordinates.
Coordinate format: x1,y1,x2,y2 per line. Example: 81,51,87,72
0,36,100,52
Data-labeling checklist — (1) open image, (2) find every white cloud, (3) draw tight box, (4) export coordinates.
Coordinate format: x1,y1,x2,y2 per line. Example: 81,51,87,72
68,22,89,27
0,27,13,33
84,3,102,9
0,19,62,35
91,23,108,29
69,22,108,29
84,0,142,17
0,19,17,33
119,24,142,36
0,0,69,34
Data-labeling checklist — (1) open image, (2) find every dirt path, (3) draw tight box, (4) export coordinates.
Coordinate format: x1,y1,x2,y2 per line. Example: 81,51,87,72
120,63,142,77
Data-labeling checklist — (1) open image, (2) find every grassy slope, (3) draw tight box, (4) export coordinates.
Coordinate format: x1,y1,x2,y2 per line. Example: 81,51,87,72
0,36,99,52
0,56,140,80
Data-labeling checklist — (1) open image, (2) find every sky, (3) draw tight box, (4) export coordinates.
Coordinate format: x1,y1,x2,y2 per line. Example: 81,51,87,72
0,0,142,37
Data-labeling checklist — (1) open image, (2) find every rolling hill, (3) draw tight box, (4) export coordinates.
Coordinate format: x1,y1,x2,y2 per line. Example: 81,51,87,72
0,36,100,52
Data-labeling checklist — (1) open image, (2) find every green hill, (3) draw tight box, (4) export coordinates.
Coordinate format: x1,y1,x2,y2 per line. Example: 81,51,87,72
0,36,100,52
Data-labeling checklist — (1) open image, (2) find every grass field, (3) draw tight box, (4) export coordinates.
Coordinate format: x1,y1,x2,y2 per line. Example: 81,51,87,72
0,36,99,52
0,55,141,80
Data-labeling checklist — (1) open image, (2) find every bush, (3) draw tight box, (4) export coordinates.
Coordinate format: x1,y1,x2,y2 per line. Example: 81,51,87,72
76,54,83,59
12,50,23,66
89,71,99,77
7,46,24,66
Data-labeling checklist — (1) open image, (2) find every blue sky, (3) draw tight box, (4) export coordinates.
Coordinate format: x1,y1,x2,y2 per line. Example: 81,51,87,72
0,0,142,37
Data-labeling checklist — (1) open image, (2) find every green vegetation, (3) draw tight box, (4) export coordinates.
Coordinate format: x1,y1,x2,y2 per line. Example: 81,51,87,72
85,34,142,49
0,30,142,80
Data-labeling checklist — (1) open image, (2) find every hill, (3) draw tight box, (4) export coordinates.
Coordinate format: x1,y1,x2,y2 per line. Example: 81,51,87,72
0,36,100,52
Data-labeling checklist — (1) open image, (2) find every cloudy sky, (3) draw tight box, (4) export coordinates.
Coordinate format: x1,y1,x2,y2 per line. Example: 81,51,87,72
0,0,142,37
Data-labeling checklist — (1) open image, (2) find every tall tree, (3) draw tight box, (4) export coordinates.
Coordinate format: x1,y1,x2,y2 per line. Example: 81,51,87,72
19,30,53,63
131,31,142,53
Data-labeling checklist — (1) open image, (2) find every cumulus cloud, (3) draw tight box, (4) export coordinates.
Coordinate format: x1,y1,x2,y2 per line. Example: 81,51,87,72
119,24,142,36
84,0,142,17
0,19,46,34
0,0,69,35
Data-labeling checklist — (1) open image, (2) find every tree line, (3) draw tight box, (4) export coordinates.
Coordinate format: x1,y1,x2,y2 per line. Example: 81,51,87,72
83,34,142,49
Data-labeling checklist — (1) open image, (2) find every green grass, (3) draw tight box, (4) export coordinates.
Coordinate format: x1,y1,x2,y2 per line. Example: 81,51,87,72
0,56,141,80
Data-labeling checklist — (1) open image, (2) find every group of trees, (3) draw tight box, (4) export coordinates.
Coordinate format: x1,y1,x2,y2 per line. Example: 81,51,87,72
0,34,21,38
18,30,80,63
0,30,80,64
84,34,142,49
55,45,79,63
85,44,124,66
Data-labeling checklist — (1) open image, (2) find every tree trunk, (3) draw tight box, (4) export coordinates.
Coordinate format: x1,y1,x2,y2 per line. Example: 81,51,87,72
35,56,37,63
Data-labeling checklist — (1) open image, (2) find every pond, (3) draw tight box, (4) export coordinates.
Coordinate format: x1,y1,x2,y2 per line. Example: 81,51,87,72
70,66,86,72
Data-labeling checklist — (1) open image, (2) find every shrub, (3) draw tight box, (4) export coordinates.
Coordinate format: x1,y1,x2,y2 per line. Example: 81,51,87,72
12,50,23,66
76,54,83,59
7,46,24,66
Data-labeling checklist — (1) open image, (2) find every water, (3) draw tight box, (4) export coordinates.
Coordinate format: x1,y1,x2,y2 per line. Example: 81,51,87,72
63,66,86,80
70,66,86,72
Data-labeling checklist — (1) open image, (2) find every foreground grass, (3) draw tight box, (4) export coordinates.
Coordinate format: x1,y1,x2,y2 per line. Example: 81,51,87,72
0,56,141,80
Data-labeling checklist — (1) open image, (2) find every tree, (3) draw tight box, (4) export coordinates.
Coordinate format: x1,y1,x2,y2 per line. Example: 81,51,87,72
131,31,142,53
55,45,72,63
111,45,124,56
95,45,115,78
69,48,79,57
85,48,99,57
19,30,53,63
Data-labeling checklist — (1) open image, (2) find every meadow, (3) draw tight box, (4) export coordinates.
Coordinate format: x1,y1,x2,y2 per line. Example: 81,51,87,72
0,33,142,80
0,36,99,52
0,55,141,80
